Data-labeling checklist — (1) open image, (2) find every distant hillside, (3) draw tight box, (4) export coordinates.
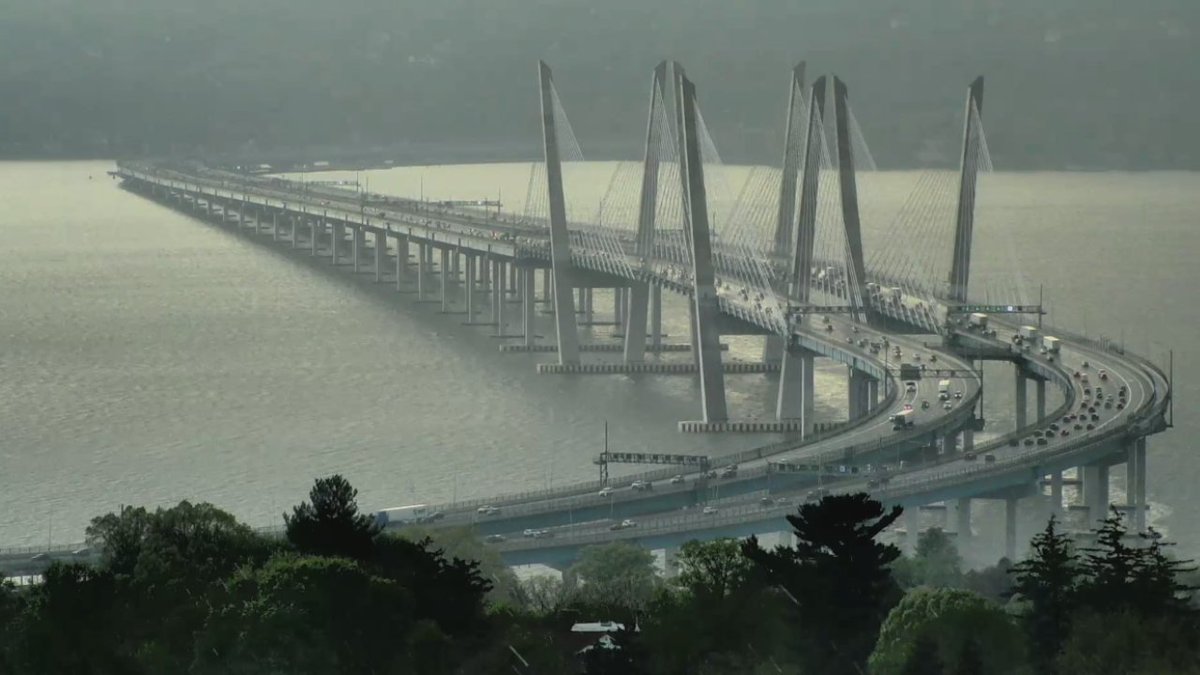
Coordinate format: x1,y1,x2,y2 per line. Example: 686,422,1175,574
2,0,1196,168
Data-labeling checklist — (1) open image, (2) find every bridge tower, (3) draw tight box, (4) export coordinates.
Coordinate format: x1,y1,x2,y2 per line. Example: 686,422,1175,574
764,62,807,364
537,61,583,365
831,77,870,325
623,61,669,364
678,72,729,424
947,77,985,303
775,75,827,430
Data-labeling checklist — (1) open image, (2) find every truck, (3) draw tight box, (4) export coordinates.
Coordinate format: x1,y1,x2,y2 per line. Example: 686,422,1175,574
1019,325,1040,344
938,379,952,395
891,409,915,430
1043,336,1061,354
375,504,430,528
969,312,989,329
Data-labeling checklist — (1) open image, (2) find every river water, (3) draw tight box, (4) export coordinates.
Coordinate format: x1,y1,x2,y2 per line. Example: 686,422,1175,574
0,161,1194,557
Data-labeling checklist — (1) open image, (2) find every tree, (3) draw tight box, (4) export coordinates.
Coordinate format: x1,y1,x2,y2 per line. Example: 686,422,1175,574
193,554,415,675
399,525,521,605
894,528,964,589
674,538,754,601
869,587,1026,675
571,541,659,610
1008,515,1080,673
1055,610,1200,675
742,492,903,675
1078,508,1195,617
373,533,492,638
962,557,1013,603
285,474,381,560
900,633,944,675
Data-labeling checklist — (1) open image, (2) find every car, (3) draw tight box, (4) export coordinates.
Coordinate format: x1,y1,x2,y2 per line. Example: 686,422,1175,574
1061,429,1070,436
620,519,637,529
905,382,917,392
1117,402,1126,410
702,506,719,515
1099,369,1109,380
720,465,739,478
484,534,506,544
670,474,685,484
964,452,977,461
476,505,494,514
1024,438,1035,446
921,400,930,410
1086,423,1096,430
984,454,996,463
532,529,554,539
1091,413,1100,422
631,480,650,491
955,391,964,399
1049,423,1060,431
943,402,953,410
1073,371,1081,379
1104,401,1114,409
760,496,775,506
825,323,834,332
1082,360,1090,369
939,392,949,401
1074,423,1083,430
30,553,48,562
1037,437,1049,445
479,506,501,516
523,528,538,538
598,487,614,497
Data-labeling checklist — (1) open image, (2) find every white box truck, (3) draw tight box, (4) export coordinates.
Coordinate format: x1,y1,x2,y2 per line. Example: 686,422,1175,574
375,504,430,527
1043,336,1061,354
1019,325,1040,342
969,312,989,329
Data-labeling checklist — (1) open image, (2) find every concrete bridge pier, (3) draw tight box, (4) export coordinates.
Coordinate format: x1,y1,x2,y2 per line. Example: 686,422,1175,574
271,212,278,241
416,243,428,298
1035,379,1047,420
623,282,650,364
762,335,786,364
290,217,298,249
492,259,508,334
310,219,319,256
650,285,662,351
440,248,451,312
1005,497,1019,561
374,231,386,282
522,267,537,347
954,498,971,542
352,227,362,273
904,507,920,554
961,428,974,452
1082,463,1110,527
775,346,815,435
847,369,872,420
1014,370,1028,430
1049,471,1064,517
331,222,344,265
452,250,461,279
1121,438,1148,531
463,255,476,318
612,287,625,333
868,378,880,409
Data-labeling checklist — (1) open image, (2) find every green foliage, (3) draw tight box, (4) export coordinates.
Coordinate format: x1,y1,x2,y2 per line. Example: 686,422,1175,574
1078,508,1195,617
1008,515,1080,673
1054,610,1200,675
572,541,659,610
398,524,521,605
673,538,753,601
870,587,1026,675
743,493,903,675
192,554,414,674
894,528,964,590
372,533,492,637
962,557,1013,603
900,633,944,675
285,474,381,560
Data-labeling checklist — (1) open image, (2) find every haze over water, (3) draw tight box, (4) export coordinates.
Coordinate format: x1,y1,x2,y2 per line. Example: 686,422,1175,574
0,161,1194,558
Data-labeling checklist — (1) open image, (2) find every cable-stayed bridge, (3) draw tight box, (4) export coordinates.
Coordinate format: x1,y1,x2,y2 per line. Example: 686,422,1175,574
0,61,1170,573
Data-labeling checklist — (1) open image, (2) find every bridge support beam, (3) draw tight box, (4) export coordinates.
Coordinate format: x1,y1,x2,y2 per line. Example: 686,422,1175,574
1035,379,1047,421
1082,463,1109,527
538,62,582,365
523,267,537,347
494,260,508,334
463,255,476,318
624,282,651,364
374,231,385,282
440,248,450,313
1128,438,1147,531
832,77,869,323
1049,471,1064,517
352,227,362,273
904,508,920,555
290,217,297,249
650,284,663,351
962,428,974,452
1005,497,1019,561
947,77,985,302
955,498,971,542
310,219,319,256
848,369,872,420
416,243,428,299
775,345,815,433
1014,370,1028,430
271,212,278,241
679,73,729,424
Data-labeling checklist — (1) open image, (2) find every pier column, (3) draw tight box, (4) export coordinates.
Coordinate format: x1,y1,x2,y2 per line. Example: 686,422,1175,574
1128,438,1147,531
867,378,880,410
495,260,508,334
452,250,461,279
440,248,450,313
374,231,385,282
955,498,971,542
416,243,427,299
623,282,650,364
904,508,920,555
464,255,476,318
271,212,278,241
1082,463,1109,526
1014,370,1028,430
848,369,871,420
290,217,298,249
650,284,663,351
776,346,815,435
762,335,786,364
331,223,343,265
1005,498,1019,561
310,219,319,256
523,267,537,347
612,288,625,333
1050,471,1064,517
1035,379,1047,421
962,428,975,452
352,227,362,273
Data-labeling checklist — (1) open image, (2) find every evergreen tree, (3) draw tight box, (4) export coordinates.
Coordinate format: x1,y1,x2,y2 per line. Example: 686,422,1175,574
900,633,945,675
742,492,903,675
285,474,381,560
1008,515,1080,674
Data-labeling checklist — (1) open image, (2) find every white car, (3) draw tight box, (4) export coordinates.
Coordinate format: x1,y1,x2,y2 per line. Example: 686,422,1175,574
599,487,614,497
702,506,719,515
669,474,685,484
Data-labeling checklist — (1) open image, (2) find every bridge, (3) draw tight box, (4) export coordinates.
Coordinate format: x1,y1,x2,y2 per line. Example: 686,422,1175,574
0,62,1170,577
